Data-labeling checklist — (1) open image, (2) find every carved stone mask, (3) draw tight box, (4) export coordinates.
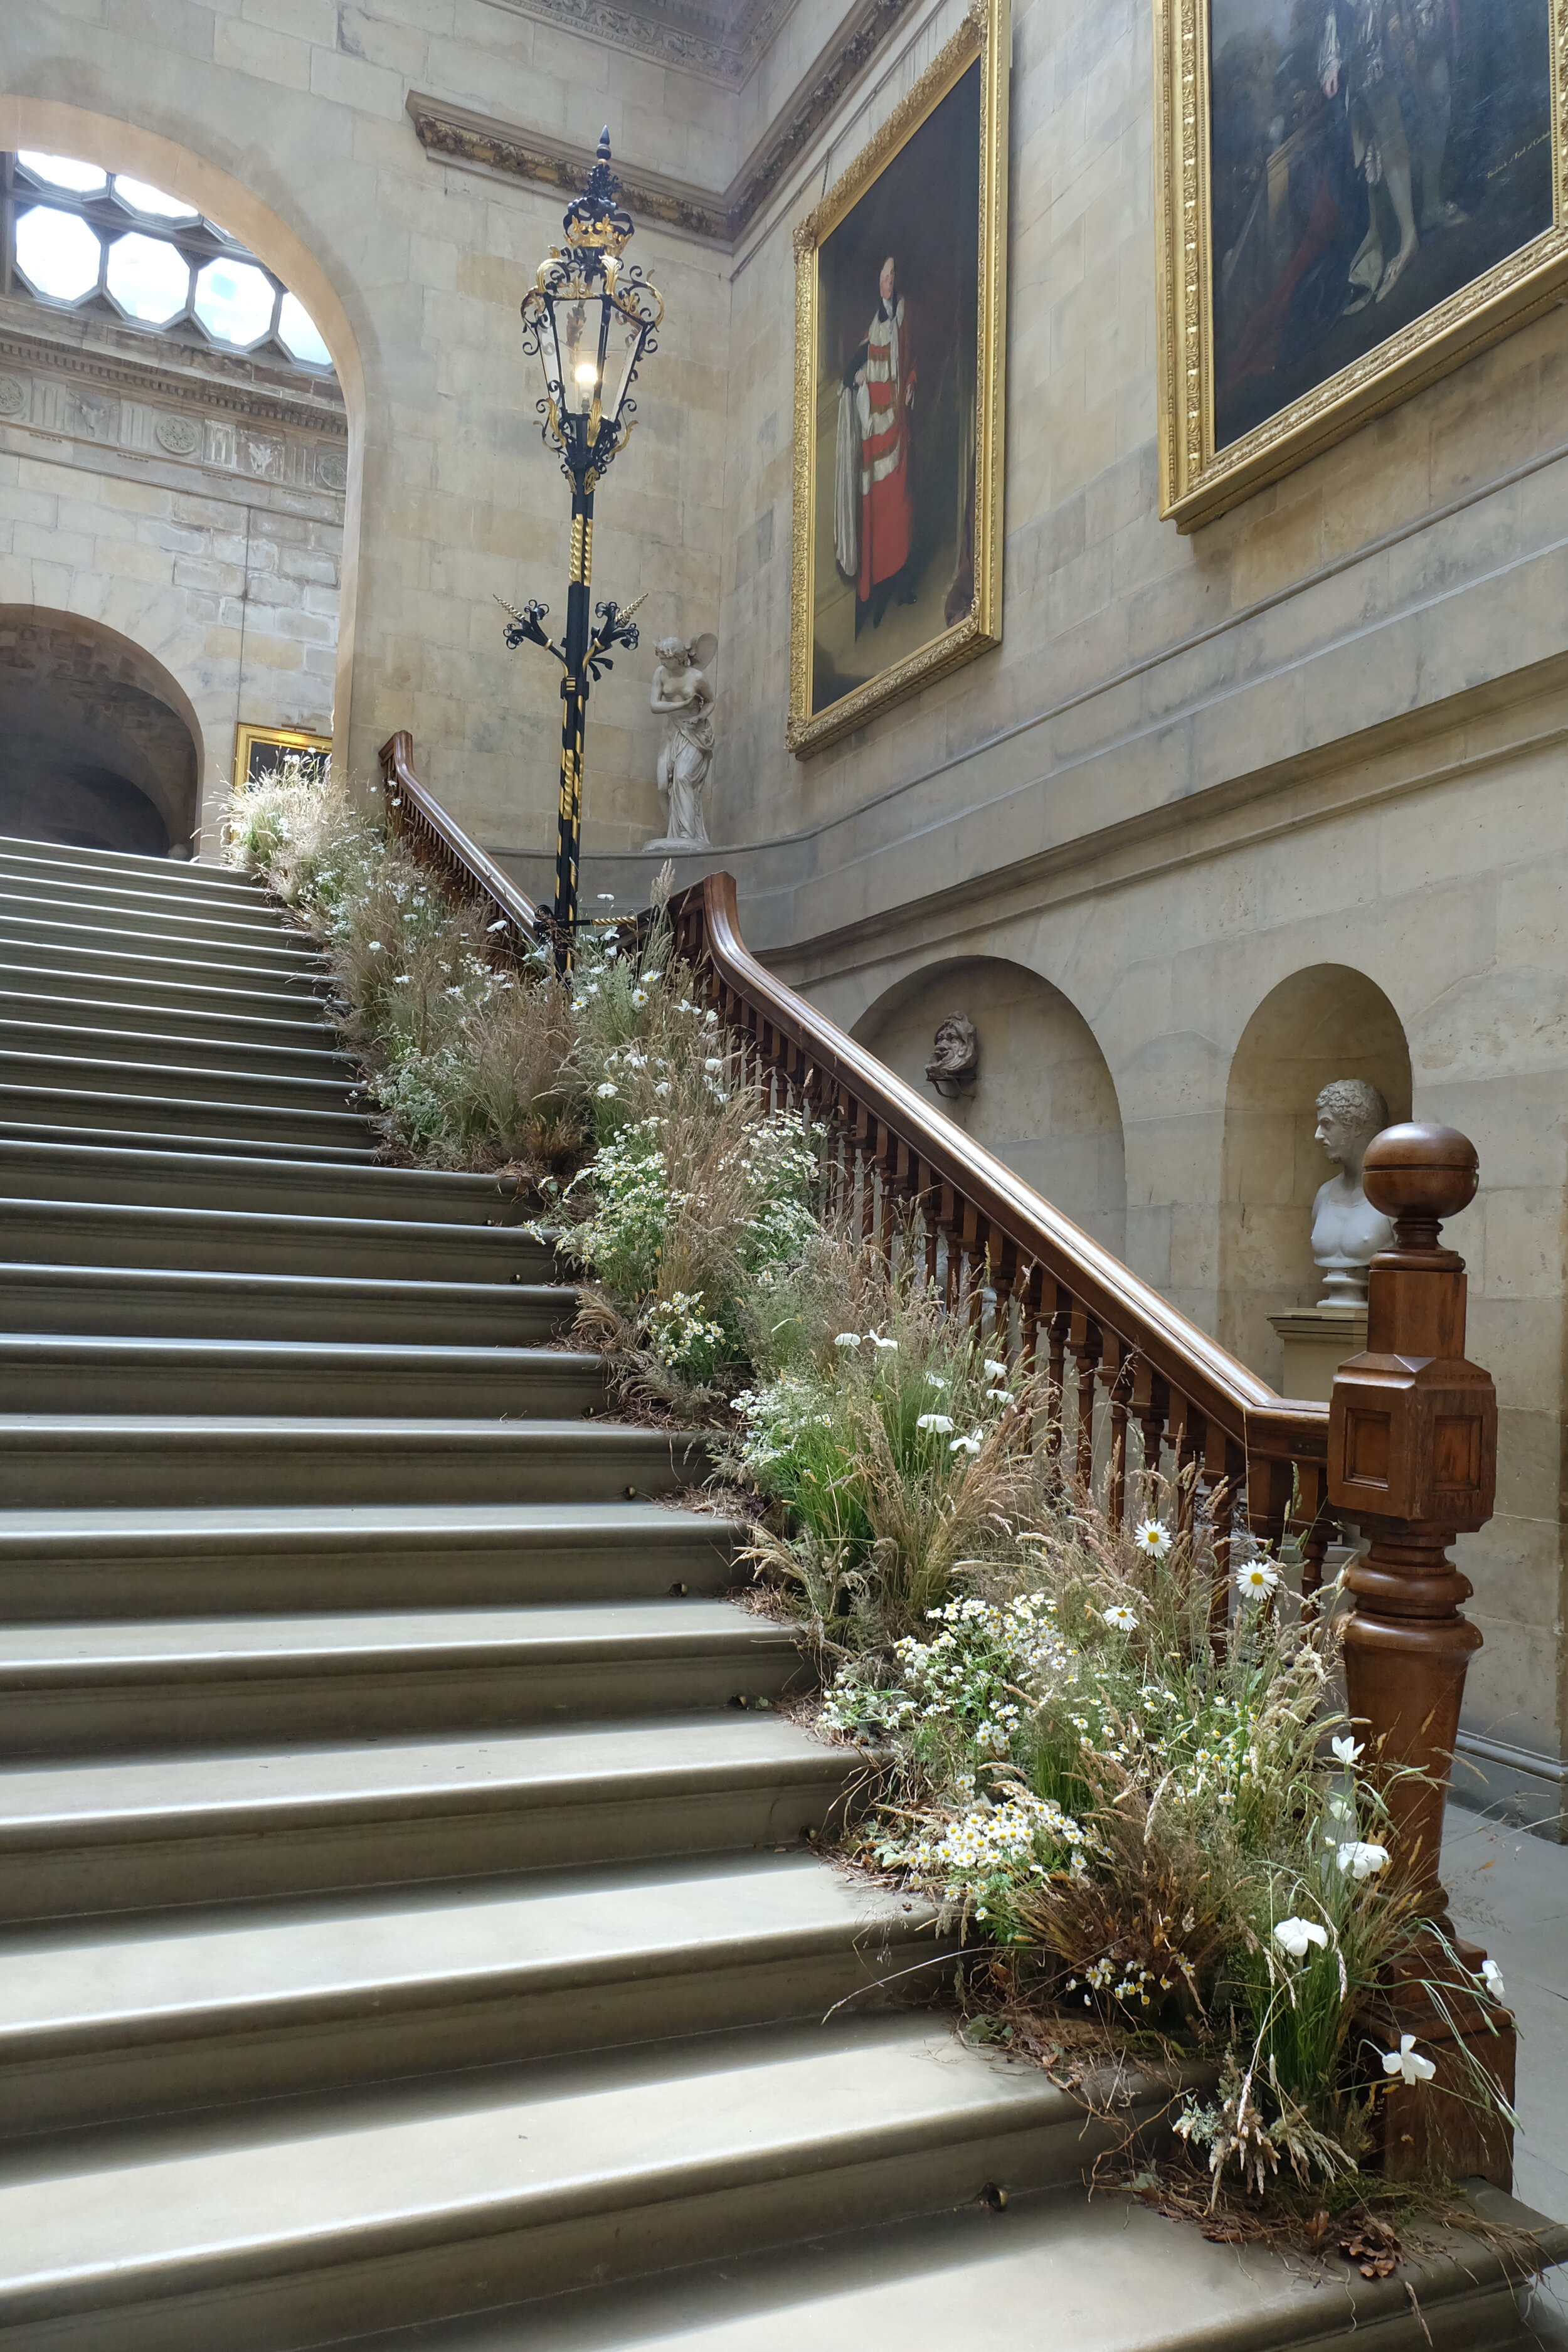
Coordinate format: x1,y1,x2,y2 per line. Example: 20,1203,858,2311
926,1014,979,1097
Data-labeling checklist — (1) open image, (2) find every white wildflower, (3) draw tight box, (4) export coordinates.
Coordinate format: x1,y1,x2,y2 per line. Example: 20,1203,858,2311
917,1413,955,1434
987,1387,1014,1404
1103,1604,1138,1633
392,975,411,986
1336,1840,1390,1880
704,1057,723,1073
1382,2033,1436,2085
367,940,383,951
631,988,649,1007
596,892,615,902
1480,1957,1506,1998
595,1081,618,1098
1236,1558,1281,1598
983,1359,1009,1380
1330,1734,1364,1767
869,1335,898,1352
641,970,663,983
834,1332,861,1350
1133,1520,1171,1560
949,1431,982,1456
1273,1916,1329,1959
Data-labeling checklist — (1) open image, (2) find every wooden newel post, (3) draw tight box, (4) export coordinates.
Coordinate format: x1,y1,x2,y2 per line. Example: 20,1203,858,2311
1327,1120,1513,2184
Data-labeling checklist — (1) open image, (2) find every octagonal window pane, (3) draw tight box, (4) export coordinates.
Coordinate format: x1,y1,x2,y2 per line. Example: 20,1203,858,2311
194,257,275,347
107,232,191,325
112,176,199,222
277,292,331,368
18,151,108,195
14,207,102,303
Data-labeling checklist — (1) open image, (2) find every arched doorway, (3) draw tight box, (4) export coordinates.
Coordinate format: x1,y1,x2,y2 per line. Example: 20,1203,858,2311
854,956,1127,1254
0,610,201,855
1219,964,1412,1385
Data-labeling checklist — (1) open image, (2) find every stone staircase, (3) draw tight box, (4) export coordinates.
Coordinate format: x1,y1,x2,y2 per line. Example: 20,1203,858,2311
0,836,1554,2352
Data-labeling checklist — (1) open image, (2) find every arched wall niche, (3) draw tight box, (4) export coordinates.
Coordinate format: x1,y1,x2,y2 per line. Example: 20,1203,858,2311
0,97,363,827
0,608,201,855
1219,964,1412,1387
854,957,1127,1258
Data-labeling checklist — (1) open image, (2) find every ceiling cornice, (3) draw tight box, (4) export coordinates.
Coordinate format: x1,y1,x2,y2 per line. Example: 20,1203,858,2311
475,0,798,86
408,0,919,248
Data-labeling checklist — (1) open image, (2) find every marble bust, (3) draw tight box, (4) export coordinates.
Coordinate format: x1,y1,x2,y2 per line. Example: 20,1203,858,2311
1310,1079,1395,1307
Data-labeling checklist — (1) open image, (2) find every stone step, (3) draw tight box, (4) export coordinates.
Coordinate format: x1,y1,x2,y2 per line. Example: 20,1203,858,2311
0,1199,551,1282
0,1115,381,1165
0,1041,363,1112
0,1262,568,1343
0,2015,1153,2352
0,1138,543,1227
0,1416,702,1507
0,1010,354,1083
0,926,334,1002
0,1851,935,2133
326,2181,1568,2352
0,1502,741,1619
0,1335,605,1417
0,1079,376,1154
0,869,304,948
0,1599,802,1756
0,1712,851,1919
0,971,338,1051
0,838,266,899
0,900,328,977
0,926,332,1000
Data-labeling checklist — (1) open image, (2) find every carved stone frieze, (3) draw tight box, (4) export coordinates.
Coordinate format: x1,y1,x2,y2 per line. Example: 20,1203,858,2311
482,0,795,87
0,308,347,511
406,0,918,247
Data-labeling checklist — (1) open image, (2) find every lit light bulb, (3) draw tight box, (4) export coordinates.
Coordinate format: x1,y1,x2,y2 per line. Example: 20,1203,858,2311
574,361,598,389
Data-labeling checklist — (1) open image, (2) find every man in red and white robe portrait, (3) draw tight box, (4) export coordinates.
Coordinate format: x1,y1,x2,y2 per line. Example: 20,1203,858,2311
835,255,917,635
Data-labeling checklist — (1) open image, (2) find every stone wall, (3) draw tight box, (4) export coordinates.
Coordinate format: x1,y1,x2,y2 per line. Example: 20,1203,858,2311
0,296,344,835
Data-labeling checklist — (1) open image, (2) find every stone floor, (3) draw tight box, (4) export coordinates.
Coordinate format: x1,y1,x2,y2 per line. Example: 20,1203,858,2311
1445,1805,1568,2342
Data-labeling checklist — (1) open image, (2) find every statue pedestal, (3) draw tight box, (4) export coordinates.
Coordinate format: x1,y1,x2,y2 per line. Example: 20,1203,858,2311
1268,1304,1368,1403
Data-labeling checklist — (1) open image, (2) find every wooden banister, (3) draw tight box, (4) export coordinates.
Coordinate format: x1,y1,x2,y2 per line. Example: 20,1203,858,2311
669,869,1331,1559
378,732,539,956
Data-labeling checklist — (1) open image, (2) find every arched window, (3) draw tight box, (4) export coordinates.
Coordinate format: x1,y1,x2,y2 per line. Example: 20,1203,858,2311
3,151,335,378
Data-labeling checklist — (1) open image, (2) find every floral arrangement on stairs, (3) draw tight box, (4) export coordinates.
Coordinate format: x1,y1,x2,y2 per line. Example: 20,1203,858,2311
230,756,1523,2261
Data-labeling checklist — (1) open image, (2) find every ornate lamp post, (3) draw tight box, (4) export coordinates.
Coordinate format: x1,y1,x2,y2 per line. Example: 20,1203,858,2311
503,130,662,968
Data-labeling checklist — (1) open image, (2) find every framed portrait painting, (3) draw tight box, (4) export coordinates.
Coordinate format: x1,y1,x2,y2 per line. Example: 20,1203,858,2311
1156,0,1567,526
233,723,332,788
787,0,1009,756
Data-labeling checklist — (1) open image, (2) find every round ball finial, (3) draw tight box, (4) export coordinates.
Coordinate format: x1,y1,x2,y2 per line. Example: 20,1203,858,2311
1361,1121,1478,1251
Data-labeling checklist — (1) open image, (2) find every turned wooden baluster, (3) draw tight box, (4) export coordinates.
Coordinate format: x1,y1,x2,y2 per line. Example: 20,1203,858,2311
1131,1362,1170,1519
1067,1307,1101,1491
1327,1121,1512,2186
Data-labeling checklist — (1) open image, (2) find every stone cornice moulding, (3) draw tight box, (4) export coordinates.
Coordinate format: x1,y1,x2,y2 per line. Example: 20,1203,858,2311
408,0,919,248
475,0,800,87
0,320,347,442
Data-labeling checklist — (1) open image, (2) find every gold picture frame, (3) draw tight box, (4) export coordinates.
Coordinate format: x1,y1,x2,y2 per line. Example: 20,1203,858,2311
1157,0,1568,530
233,723,332,788
787,0,1009,756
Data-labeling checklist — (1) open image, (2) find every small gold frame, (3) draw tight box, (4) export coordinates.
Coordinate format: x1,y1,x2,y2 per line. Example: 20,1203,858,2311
233,723,332,787
787,0,1010,756
1155,0,1568,531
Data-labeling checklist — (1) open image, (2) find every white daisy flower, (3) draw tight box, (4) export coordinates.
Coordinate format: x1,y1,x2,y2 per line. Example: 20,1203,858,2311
1133,1520,1171,1560
1102,1604,1138,1633
631,988,649,1007
641,970,663,983
1382,2033,1436,2085
1273,1916,1329,1959
1236,1559,1281,1598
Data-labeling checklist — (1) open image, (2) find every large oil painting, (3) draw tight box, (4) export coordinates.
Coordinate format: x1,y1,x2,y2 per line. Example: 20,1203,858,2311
788,0,1008,756
1156,0,1567,526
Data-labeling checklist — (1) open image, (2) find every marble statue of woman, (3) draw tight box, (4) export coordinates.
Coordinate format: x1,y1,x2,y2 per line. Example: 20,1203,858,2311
644,632,718,852
1311,1078,1395,1306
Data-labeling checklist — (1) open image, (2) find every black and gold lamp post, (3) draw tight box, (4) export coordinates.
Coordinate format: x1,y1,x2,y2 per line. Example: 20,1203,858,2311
502,130,662,969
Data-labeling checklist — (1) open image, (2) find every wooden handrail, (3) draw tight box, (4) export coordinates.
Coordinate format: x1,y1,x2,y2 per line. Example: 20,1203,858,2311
378,732,540,956
670,869,1333,1571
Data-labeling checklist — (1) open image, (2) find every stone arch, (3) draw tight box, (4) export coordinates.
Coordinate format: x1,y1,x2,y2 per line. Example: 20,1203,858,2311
0,97,364,835
1219,965,1412,1387
854,956,1127,1255
0,608,201,855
